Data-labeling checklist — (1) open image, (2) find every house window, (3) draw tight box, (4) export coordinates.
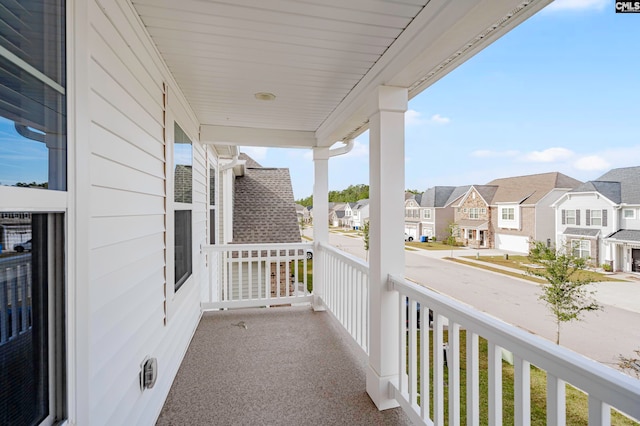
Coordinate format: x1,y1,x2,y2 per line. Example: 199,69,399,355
590,209,602,226
469,208,480,219
468,229,474,239
572,239,590,259
502,208,515,220
174,123,193,291
624,209,636,219
463,208,468,213
565,210,576,225
423,209,431,220
0,0,67,191
0,213,66,424
481,208,486,215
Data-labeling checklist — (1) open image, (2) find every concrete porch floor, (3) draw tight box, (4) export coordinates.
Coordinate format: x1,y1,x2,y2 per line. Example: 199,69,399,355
157,306,412,425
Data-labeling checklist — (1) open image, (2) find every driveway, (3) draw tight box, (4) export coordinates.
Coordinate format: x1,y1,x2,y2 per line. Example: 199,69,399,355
306,228,640,370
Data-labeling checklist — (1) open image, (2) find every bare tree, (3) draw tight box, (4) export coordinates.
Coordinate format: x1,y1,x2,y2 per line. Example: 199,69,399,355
528,241,602,345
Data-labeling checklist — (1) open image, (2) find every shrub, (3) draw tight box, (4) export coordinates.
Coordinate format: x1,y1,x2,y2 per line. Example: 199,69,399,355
602,263,613,272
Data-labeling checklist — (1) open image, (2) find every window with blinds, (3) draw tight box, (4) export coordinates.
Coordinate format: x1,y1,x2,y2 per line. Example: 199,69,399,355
0,0,66,190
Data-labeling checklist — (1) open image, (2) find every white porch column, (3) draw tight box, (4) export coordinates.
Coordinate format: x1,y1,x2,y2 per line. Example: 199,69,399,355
312,148,330,311
367,85,407,410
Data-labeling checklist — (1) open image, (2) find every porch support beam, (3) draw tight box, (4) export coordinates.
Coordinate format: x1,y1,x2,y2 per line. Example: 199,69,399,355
200,125,316,148
366,85,407,410
312,148,330,311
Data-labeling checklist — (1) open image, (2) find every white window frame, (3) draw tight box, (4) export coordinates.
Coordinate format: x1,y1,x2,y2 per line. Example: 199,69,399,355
502,208,515,220
572,239,590,259
623,209,636,219
566,210,576,225
469,208,480,219
590,209,602,226
423,209,431,220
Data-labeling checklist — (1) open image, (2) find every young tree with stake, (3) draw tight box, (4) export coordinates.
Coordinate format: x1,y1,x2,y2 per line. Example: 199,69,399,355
528,240,602,345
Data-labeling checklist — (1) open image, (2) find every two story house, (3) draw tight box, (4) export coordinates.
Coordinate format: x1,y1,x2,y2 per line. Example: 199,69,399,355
419,186,469,241
553,166,640,272
488,172,582,253
453,172,581,252
351,199,370,230
404,193,422,240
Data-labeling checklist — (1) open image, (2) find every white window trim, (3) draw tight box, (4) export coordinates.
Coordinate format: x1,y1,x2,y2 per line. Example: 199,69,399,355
566,209,576,225
623,208,636,219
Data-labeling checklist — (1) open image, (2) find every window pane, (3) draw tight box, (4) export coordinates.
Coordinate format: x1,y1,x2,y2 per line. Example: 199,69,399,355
174,124,192,203
209,167,216,206
0,0,67,190
0,213,49,424
175,210,192,291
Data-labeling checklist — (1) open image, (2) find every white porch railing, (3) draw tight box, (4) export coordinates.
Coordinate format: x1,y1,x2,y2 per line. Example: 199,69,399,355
317,242,369,354
0,259,32,344
202,243,313,310
389,275,640,426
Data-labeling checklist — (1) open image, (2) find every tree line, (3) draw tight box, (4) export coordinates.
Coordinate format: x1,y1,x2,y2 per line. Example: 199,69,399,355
296,184,370,207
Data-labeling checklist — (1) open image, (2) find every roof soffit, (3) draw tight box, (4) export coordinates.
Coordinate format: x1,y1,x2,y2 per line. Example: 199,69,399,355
133,0,552,147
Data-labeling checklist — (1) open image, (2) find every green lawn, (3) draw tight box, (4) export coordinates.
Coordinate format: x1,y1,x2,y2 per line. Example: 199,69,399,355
406,241,464,251
464,255,627,283
447,257,546,284
294,259,313,293
412,330,638,425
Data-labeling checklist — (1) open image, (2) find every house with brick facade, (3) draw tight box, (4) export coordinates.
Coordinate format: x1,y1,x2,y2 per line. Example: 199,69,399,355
552,166,640,272
453,172,581,252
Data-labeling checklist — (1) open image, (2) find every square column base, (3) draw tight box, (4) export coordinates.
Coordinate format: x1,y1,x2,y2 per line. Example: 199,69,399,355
366,365,399,410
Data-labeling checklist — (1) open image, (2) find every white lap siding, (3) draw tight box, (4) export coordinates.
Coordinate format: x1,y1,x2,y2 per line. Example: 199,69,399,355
84,0,205,423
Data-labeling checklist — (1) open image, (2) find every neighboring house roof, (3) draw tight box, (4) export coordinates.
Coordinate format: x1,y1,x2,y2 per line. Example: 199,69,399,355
595,166,640,204
354,199,369,209
405,192,416,201
348,202,357,208
420,186,457,208
487,172,581,205
570,181,621,204
456,185,498,206
334,211,346,219
445,185,471,207
605,229,640,243
238,152,263,168
563,228,600,237
294,203,306,213
233,154,300,244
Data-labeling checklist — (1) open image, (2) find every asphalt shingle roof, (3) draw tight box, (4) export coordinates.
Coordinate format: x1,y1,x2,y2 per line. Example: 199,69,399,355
595,166,640,204
233,154,300,244
420,186,457,208
605,229,640,243
445,186,471,207
571,181,622,204
563,228,600,237
487,172,581,205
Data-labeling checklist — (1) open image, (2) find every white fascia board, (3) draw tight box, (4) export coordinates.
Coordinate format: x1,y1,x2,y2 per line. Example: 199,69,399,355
200,125,316,148
315,0,552,147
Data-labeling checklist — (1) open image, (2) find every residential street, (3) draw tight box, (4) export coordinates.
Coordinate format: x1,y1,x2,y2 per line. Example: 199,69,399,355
306,228,640,371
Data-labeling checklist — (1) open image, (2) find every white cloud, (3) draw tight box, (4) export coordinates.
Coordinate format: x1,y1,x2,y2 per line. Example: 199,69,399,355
523,147,574,163
405,110,451,125
472,149,519,158
405,109,425,125
430,114,451,124
343,139,368,158
573,155,611,171
545,0,608,12
240,146,268,161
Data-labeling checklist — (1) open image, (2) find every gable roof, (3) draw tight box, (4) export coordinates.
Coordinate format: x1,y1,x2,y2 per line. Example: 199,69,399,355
238,152,263,168
487,172,581,205
445,185,471,207
570,181,622,204
595,166,640,204
456,185,498,206
420,186,457,208
233,154,300,244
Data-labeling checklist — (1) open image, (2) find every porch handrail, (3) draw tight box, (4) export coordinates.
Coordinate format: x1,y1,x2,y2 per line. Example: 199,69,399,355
317,242,369,354
201,242,313,310
389,274,640,426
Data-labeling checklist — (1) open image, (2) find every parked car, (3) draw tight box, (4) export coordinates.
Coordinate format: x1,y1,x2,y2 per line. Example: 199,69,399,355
13,239,32,253
404,233,414,242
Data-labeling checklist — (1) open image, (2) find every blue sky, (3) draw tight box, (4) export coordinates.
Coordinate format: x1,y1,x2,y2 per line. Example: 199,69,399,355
242,0,640,200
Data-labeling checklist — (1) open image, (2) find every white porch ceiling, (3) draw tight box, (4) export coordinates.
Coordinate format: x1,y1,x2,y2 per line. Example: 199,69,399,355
132,0,552,147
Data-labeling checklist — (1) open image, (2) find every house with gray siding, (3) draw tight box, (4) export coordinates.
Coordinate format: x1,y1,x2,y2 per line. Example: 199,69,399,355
553,166,640,272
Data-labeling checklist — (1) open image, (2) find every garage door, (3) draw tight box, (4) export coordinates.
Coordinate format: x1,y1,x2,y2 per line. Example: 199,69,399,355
405,226,417,239
495,234,529,253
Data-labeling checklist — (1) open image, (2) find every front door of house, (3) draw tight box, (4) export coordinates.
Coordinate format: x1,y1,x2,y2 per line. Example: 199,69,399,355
633,249,640,272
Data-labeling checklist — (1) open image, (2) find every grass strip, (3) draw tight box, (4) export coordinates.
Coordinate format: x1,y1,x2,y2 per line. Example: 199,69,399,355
445,257,546,284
